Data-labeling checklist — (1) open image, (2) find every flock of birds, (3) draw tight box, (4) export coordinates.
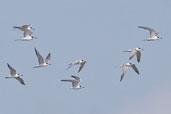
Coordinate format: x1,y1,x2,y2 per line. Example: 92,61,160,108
6,24,162,89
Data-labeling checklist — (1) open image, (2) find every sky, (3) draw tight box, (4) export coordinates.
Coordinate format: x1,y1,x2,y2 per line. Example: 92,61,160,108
0,0,171,114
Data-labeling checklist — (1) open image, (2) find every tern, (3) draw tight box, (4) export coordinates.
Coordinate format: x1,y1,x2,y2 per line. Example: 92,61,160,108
61,75,84,89
13,24,34,36
138,26,162,41
13,24,33,31
33,48,51,68
67,59,86,73
5,63,25,85
123,48,143,62
120,63,140,81
16,32,37,41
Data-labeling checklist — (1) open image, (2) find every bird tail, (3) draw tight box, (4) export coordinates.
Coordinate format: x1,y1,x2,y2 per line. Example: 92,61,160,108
33,66,41,68
123,50,130,52
66,63,73,70
142,39,149,41
15,39,23,41
5,77,11,79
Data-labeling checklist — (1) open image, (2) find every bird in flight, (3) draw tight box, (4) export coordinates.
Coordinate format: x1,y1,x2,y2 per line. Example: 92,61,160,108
120,63,140,81
67,59,86,73
33,48,51,68
13,24,34,36
123,48,143,62
15,31,37,41
5,63,25,85
138,26,162,41
61,75,84,89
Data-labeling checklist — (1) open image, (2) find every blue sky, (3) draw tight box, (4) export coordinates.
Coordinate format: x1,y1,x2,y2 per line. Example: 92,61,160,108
0,0,171,114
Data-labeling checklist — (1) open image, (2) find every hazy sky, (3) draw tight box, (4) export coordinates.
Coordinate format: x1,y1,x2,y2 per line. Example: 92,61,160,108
0,0,171,114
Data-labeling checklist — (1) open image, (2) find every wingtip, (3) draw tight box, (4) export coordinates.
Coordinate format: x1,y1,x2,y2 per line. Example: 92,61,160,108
71,75,77,78
7,63,10,67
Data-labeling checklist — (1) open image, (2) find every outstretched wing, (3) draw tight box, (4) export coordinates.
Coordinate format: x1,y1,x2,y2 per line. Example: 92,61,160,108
71,75,80,81
24,30,32,37
138,26,158,38
16,77,25,85
120,65,128,82
129,49,136,60
61,79,79,88
7,63,16,76
78,61,86,73
13,24,30,31
66,63,73,70
45,53,51,63
35,48,44,64
131,64,140,74
136,51,141,63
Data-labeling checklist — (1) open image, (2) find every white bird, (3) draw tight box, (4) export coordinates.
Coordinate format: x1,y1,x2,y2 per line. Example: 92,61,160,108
67,59,86,73
16,32,37,41
61,75,84,89
13,24,34,36
138,26,162,41
120,63,140,82
33,48,51,68
5,63,25,85
123,48,143,62
13,24,33,31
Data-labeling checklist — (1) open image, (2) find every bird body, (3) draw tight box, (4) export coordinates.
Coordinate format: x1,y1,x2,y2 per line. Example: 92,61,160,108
6,63,25,85
138,26,162,41
120,63,140,81
33,48,51,68
61,75,84,89
124,48,143,62
67,59,86,73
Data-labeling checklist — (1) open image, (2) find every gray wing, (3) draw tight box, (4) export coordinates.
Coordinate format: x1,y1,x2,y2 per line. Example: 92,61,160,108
66,63,73,70
120,65,128,81
138,26,158,37
35,48,44,64
61,79,74,82
24,30,32,37
13,24,30,31
129,50,136,60
7,63,16,76
16,77,25,85
78,61,86,73
136,51,141,62
45,53,51,63
131,64,140,74
71,75,80,81
61,79,79,87
22,24,30,28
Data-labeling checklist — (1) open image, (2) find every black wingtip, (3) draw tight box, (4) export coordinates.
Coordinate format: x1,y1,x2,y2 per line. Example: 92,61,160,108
7,63,10,67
